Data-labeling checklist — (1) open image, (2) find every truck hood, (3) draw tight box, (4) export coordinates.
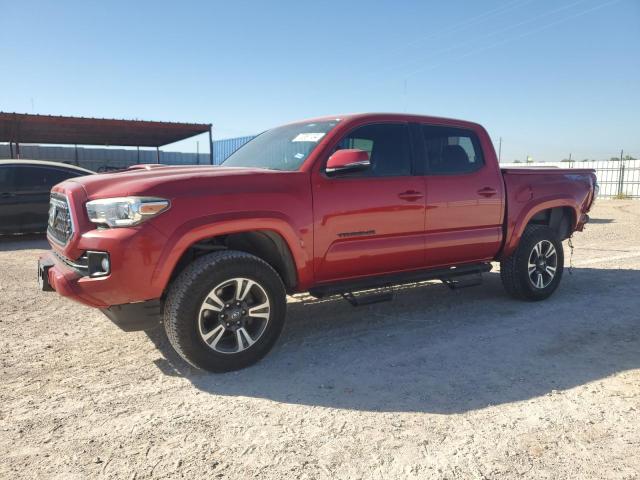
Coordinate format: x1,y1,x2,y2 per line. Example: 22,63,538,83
65,165,281,198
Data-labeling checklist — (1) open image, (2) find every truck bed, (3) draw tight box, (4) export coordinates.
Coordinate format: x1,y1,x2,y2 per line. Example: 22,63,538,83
500,167,597,256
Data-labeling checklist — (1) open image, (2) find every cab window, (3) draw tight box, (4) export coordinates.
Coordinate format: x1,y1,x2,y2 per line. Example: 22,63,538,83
421,125,484,174
333,123,412,177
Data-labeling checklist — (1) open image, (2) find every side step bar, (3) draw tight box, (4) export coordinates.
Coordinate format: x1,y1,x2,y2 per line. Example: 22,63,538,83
309,262,492,299
440,272,484,290
342,291,395,307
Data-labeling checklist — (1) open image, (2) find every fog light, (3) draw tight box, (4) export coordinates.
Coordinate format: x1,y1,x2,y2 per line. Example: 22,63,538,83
87,251,110,277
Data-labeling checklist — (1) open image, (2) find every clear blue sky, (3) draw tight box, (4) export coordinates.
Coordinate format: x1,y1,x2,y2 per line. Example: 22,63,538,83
2,0,638,162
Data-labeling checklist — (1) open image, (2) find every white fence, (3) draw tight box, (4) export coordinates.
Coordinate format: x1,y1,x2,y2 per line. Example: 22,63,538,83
500,160,640,199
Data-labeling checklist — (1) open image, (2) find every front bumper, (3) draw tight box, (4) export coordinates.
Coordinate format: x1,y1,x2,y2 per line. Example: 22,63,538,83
40,183,170,330
38,251,108,307
41,217,168,304
39,252,163,331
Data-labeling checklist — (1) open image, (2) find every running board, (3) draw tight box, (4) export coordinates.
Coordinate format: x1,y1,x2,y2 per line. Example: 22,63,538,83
309,263,492,299
342,291,395,307
440,272,484,290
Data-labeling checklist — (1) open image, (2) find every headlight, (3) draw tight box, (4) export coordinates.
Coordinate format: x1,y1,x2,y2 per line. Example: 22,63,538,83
86,197,170,227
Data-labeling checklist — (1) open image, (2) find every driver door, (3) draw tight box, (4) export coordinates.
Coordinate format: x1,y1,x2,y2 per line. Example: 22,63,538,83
312,123,426,283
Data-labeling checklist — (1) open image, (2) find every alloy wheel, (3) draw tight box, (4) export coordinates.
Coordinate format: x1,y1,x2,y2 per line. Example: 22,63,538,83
198,278,270,354
527,240,558,289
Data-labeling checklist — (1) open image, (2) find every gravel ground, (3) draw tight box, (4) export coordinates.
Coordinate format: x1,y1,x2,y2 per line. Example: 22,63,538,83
1,201,639,480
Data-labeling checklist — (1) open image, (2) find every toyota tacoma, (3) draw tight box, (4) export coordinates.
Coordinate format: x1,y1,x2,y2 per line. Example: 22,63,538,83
39,113,598,372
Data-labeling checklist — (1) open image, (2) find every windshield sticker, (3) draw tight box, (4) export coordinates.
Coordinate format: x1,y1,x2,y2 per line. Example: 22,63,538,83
294,153,304,159
292,132,325,143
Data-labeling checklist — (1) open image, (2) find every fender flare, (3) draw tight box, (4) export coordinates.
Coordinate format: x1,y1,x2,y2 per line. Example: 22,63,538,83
150,211,311,294
503,195,580,257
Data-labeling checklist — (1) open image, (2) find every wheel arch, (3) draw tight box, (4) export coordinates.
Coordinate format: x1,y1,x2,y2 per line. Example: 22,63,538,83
528,206,576,239
152,216,308,296
503,198,579,258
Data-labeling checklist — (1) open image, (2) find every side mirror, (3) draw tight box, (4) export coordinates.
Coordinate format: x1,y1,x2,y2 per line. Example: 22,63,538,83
326,149,370,174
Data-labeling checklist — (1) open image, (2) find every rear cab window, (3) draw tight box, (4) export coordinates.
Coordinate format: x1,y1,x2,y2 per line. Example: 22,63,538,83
421,125,484,175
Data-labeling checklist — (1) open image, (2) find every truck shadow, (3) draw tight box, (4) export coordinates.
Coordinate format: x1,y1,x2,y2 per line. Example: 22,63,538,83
146,267,640,414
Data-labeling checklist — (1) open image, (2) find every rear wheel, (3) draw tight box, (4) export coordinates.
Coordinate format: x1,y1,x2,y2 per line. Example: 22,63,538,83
500,225,564,301
164,250,287,372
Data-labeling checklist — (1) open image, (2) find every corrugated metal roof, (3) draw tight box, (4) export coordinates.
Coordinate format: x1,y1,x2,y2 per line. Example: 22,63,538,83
0,112,211,147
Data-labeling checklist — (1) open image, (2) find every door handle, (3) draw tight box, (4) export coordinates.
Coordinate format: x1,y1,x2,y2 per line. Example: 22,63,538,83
398,190,424,201
477,187,497,197
0,192,16,199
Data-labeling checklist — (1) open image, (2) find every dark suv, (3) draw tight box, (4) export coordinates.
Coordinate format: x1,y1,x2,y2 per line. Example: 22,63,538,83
0,160,93,235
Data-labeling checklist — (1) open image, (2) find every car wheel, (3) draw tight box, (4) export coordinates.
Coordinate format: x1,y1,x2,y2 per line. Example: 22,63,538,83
164,250,287,372
500,225,564,301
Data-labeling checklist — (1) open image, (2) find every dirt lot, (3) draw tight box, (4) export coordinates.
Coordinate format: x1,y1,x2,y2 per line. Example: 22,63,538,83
1,201,639,480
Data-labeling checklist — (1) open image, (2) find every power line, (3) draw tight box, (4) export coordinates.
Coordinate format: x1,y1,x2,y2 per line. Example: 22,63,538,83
400,0,623,79
386,0,535,54
381,0,592,78
348,0,536,74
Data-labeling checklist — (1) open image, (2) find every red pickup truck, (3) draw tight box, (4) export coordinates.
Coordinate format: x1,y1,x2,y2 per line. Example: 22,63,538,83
39,113,597,372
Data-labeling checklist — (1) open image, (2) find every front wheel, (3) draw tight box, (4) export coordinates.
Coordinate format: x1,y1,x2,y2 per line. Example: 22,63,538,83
164,250,287,372
500,225,564,301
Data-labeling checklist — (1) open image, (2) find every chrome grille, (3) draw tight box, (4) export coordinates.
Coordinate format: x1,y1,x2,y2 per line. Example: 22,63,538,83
47,193,74,245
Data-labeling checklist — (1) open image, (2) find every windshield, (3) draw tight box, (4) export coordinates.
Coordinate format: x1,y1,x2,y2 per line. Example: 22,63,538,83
222,120,340,171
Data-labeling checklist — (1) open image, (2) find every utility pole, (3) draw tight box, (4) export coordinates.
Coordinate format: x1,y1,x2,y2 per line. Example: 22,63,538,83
498,137,502,162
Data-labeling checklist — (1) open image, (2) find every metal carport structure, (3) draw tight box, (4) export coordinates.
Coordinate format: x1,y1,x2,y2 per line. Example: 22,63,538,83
0,112,213,164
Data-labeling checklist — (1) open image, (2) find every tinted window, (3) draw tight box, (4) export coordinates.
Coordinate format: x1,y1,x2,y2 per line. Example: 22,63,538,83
0,166,11,191
422,126,484,174
14,166,81,191
47,168,82,185
223,120,340,171
334,123,412,177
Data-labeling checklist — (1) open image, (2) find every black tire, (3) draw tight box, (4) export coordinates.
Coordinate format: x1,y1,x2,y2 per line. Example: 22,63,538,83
500,225,564,301
164,250,287,372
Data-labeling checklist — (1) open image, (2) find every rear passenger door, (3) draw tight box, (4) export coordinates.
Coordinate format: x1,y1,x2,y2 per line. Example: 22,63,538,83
419,125,504,267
